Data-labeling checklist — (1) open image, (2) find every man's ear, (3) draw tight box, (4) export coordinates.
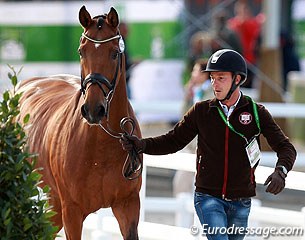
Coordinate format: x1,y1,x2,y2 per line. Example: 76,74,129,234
235,74,241,85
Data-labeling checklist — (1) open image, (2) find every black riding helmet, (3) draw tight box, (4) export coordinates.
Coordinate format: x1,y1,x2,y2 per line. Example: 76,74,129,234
203,49,247,100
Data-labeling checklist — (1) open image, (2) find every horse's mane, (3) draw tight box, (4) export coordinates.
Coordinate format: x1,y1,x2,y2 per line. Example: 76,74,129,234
17,75,82,124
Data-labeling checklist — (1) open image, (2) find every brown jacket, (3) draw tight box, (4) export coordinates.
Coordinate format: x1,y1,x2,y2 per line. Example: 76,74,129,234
143,94,296,199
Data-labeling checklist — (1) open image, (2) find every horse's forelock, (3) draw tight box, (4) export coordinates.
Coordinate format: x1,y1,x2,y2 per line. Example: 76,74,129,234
93,14,107,29
93,14,107,20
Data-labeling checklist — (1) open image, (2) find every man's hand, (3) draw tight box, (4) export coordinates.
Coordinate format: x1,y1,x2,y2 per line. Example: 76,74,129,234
119,135,144,153
264,169,286,195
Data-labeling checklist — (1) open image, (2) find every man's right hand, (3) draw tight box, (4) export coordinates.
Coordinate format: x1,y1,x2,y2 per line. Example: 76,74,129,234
119,135,145,153
264,170,285,195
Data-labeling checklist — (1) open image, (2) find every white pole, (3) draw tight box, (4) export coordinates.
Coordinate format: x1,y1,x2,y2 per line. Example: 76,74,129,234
175,192,193,227
262,0,281,49
301,207,305,240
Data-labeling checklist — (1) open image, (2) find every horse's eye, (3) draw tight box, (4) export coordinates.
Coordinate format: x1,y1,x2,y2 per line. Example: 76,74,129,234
112,50,119,60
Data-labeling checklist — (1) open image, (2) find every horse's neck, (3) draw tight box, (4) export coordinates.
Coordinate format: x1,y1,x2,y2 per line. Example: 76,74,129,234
112,73,129,113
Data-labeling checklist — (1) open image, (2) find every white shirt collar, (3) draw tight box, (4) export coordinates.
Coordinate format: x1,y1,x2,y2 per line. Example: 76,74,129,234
219,91,241,117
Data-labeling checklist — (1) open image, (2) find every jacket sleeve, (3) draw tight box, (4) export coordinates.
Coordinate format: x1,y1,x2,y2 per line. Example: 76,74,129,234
143,104,199,155
259,104,297,171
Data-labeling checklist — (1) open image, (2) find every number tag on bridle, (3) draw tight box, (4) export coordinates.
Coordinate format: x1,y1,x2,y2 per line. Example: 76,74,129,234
119,36,125,53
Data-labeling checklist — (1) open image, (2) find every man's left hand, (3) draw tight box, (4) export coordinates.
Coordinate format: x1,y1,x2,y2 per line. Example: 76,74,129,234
264,170,286,195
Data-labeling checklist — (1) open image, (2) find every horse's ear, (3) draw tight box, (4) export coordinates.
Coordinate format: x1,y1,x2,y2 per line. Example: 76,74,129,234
107,7,119,28
79,5,92,29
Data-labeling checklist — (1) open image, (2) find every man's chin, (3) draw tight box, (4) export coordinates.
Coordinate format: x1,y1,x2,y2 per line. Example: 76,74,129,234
214,92,223,100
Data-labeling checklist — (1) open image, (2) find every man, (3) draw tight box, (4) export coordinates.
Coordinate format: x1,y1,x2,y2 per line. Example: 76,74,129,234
120,49,296,240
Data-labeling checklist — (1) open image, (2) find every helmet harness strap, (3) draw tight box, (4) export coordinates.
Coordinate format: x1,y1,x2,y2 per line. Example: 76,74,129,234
223,73,238,101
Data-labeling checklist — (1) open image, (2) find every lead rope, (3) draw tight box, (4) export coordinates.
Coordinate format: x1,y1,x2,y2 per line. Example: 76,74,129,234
99,117,143,180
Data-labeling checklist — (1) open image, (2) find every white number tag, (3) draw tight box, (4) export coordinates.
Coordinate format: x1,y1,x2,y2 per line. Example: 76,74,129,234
245,138,261,168
119,37,125,53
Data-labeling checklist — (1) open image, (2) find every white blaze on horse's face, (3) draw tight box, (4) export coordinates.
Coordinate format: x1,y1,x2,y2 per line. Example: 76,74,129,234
95,43,101,49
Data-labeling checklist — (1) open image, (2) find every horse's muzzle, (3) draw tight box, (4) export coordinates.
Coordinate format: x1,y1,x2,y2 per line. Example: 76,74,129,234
81,103,106,124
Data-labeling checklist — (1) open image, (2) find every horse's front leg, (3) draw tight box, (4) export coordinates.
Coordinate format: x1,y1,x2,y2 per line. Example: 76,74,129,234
61,201,85,240
112,193,140,240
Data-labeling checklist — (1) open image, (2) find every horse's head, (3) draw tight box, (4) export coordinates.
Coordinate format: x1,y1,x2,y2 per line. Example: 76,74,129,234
79,6,125,124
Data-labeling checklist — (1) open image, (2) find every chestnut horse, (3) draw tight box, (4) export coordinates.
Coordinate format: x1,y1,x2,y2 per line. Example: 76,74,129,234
17,6,142,240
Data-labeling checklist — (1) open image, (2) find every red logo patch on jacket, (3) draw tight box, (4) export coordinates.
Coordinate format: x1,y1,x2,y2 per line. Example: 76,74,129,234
239,112,252,125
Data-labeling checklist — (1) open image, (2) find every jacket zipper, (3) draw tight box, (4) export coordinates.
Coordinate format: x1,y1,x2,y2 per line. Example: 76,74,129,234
197,155,202,173
250,168,255,184
222,120,230,199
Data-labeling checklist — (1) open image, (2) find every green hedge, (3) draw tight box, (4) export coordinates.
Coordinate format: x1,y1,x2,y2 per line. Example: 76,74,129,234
0,66,58,239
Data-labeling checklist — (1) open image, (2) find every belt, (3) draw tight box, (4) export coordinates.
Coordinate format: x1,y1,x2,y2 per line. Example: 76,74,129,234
195,190,249,201
223,197,244,201
222,193,245,201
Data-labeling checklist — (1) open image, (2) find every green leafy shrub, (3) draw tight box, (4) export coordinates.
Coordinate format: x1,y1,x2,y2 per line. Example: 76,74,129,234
0,66,58,239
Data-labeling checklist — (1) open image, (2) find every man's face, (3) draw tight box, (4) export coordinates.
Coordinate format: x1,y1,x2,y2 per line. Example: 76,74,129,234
210,72,233,100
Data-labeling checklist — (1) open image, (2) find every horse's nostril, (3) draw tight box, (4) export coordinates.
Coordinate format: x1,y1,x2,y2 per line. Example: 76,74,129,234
98,105,106,118
81,104,88,118
81,104,105,123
